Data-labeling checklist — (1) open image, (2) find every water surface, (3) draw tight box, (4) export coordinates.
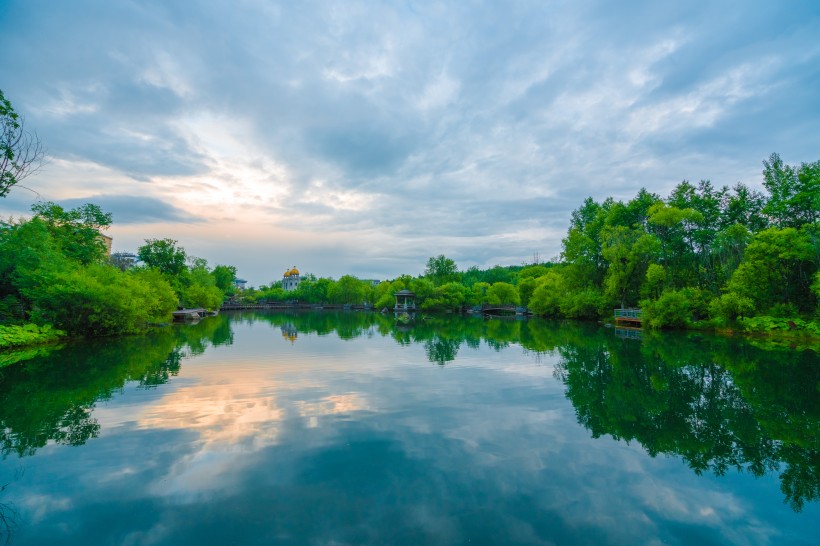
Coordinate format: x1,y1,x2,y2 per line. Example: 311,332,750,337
0,311,817,545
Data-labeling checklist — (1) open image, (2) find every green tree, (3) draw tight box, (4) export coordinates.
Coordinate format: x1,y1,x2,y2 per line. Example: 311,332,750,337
211,264,237,294
601,227,659,308
647,202,704,287
486,282,520,306
182,260,223,310
30,201,112,265
762,154,820,229
424,255,459,286
528,271,566,316
561,197,610,289
722,183,767,233
1,89,44,197
726,227,817,314
138,238,188,277
327,275,367,304
517,276,538,307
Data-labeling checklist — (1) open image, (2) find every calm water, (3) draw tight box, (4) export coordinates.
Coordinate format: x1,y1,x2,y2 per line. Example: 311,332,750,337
0,311,817,545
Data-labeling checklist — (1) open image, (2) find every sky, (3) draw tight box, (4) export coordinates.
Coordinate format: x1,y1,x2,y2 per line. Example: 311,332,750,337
1,0,819,286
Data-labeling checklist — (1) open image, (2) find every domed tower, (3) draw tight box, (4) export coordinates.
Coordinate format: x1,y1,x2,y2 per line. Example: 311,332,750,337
282,266,301,292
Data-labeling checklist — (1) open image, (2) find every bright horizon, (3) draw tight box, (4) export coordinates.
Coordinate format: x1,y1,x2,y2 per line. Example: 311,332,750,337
2,1,819,286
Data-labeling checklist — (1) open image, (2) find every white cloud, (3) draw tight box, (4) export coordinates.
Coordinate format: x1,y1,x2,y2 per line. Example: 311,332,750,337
1,0,818,284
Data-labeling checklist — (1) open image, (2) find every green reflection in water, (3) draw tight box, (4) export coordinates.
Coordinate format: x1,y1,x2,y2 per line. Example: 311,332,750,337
0,314,232,457
0,310,817,512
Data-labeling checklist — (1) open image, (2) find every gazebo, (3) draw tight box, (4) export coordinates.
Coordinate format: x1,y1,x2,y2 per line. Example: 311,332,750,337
394,289,416,312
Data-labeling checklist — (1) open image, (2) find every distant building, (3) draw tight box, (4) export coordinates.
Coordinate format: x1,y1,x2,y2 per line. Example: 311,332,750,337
362,279,381,287
110,252,138,270
99,234,113,256
233,278,248,291
282,267,301,292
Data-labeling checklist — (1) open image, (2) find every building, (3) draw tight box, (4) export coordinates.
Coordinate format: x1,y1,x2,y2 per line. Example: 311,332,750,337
99,234,113,256
282,267,301,292
233,278,248,291
110,251,138,270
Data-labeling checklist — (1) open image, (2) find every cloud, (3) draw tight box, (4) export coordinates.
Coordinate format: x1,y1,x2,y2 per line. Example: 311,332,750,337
1,0,818,283
59,195,203,224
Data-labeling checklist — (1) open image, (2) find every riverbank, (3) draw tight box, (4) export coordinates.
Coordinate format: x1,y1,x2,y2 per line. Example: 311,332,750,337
0,323,65,351
2,309,817,356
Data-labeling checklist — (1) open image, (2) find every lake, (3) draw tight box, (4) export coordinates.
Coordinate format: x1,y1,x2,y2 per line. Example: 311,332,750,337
0,311,817,545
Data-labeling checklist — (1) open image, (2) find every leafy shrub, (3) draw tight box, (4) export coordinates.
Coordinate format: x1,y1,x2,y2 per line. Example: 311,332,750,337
738,316,820,337
487,282,520,306
709,292,755,322
559,288,605,319
768,303,800,318
641,288,707,329
528,272,565,316
0,323,65,350
26,264,177,336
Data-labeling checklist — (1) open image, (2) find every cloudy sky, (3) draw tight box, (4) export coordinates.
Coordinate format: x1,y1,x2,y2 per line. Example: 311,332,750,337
1,0,818,285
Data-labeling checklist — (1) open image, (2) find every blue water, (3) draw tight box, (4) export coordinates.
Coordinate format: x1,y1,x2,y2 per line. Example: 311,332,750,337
0,311,817,545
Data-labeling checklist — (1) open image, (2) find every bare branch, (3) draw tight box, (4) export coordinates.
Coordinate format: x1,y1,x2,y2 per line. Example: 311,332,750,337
1,89,46,197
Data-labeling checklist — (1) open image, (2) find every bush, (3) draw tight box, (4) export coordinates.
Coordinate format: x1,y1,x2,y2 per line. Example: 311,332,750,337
641,288,707,329
0,323,65,350
528,272,565,316
26,265,177,336
559,288,605,319
708,292,755,322
738,316,820,337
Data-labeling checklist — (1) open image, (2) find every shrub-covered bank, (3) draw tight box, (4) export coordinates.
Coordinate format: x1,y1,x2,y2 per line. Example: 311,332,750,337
3,153,816,346
0,202,237,339
0,324,64,351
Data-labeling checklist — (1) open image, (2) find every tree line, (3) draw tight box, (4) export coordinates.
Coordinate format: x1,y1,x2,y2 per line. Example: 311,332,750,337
2,83,818,341
271,153,815,335
0,201,238,338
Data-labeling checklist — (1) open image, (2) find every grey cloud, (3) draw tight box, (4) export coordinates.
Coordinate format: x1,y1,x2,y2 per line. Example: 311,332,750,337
60,195,203,224
1,0,819,282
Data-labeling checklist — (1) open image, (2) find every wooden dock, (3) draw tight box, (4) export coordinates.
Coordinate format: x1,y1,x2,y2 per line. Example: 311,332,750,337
614,308,643,326
172,308,207,321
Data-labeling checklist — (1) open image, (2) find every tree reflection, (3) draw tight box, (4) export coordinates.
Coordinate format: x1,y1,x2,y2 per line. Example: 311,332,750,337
0,310,816,511
553,329,819,512
0,314,234,457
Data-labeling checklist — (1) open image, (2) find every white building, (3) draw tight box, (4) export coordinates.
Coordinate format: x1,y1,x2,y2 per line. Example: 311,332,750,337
282,267,301,291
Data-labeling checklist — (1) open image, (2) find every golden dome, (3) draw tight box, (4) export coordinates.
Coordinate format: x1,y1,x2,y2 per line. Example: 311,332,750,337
283,267,300,277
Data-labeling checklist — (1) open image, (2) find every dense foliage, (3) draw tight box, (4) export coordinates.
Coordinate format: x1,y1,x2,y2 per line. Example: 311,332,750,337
543,153,819,330
2,153,816,339
0,204,238,337
0,323,64,351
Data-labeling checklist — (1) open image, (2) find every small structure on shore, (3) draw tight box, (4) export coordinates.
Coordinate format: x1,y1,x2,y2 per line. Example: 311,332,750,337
394,290,416,312
173,308,207,321
614,308,643,326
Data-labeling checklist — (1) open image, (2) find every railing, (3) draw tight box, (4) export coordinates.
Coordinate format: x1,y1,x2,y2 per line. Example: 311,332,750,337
614,327,642,339
614,308,642,319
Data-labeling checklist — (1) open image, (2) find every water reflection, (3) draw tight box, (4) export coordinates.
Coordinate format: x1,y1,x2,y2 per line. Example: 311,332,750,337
0,316,232,457
0,311,817,544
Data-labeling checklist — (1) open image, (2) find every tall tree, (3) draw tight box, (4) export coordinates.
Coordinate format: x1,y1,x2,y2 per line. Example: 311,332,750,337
138,239,188,277
424,255,459,286
0,89,44,197
30,201,112,265
761,153,819,228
